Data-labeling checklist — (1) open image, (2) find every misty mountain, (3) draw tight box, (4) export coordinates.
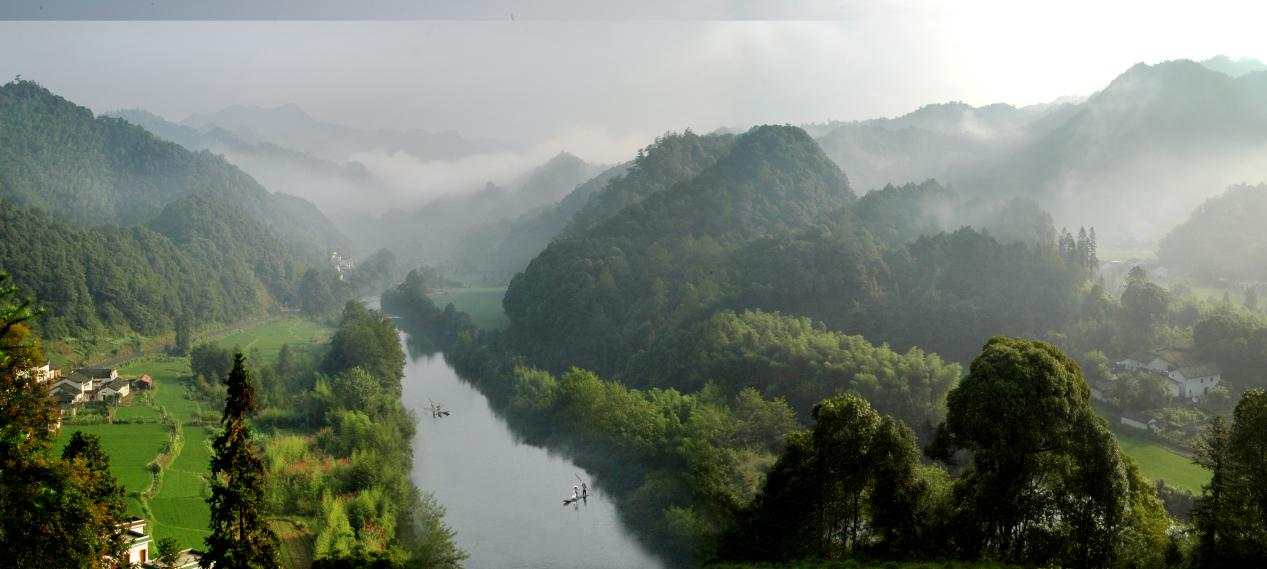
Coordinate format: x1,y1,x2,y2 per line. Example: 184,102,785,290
1201,55,1267,77
0,80,352,260
813,100,1078,193
1157,183,1267,281
817,59,1267,246
449,130,743,280
109,108,394,220
369,152,605,268
450,162,630,280
182,103,507,164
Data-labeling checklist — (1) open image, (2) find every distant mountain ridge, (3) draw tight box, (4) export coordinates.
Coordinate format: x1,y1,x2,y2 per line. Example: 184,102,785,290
109,108,392,221
815,58,1267,246
182,103,508,164
0,80,352,259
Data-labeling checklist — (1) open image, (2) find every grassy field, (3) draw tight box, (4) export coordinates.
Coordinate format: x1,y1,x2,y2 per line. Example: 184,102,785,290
431,286,509,330
113,404,161,421
1111,427,1209,493
214,318,334,360
89,317,333,551
1098,249,1158,262
56,423,168,499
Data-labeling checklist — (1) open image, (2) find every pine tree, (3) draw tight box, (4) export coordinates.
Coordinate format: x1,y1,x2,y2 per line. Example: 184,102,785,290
203,353,280,569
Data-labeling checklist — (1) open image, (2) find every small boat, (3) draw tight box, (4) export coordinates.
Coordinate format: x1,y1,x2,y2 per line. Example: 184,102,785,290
563,494,587,505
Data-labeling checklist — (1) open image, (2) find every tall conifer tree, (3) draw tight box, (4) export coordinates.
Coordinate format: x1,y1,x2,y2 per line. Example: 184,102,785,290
203,353,279,569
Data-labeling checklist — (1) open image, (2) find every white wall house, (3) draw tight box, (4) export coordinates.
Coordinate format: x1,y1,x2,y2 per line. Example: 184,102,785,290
1116,350,1221,401
97,379,131,400
120,518,152,567
1167,364,1222,399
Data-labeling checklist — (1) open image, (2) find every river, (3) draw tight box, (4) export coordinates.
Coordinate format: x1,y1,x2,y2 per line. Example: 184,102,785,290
399,339,666,569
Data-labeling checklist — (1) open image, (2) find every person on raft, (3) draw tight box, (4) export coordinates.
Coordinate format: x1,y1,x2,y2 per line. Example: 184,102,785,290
572,485,579,500
582,483,588,498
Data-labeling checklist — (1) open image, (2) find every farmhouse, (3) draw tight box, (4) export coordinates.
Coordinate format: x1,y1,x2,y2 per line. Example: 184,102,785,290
45,367,150,412
1116,349,1222,400
97,378,132,400
120,518,153,566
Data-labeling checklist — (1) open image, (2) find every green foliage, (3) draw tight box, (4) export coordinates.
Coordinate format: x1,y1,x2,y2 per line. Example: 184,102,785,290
1120,267,1172,352
0,79,350,258
0,276,130,568
204,353,281,569
937,337,1168,568
0,197,300,340
299,268,351,317
1191,390,1267,567
505,125,855,376
737,393,927,560
630,309,960,432
380,270,475,352
322,301,406,394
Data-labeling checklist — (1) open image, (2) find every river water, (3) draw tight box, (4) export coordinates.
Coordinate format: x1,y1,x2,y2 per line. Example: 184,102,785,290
399,340,666,569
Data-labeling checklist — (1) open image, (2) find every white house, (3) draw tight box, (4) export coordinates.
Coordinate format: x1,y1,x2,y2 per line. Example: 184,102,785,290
17,360,59,383
1167,364,1222,399
51,376,94,399
97,378,132,400
120,518,152,567
1116,351,1170,373
1116,349,1221,401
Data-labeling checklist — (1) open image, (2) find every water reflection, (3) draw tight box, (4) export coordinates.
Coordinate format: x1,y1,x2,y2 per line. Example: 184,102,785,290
400,345,665,569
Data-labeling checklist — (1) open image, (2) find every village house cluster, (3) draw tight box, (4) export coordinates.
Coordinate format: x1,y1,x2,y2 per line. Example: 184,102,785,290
1084,349,1223,434
21,361,153,414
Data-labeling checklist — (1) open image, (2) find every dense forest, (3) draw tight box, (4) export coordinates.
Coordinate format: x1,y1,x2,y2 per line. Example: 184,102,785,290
0,80,351,260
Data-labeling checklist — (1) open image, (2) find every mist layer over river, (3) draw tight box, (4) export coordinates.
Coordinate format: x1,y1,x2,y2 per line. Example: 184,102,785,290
400,341,665,569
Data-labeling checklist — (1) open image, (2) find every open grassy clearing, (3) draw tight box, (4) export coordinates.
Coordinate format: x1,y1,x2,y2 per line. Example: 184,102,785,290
56,423,169,497
1111,427,1209,493
213,318,333,360
431,286,509,330
112,404,161,420
1097,249,1158,262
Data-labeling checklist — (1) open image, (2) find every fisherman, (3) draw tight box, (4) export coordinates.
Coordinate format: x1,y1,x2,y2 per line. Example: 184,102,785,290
582,482,588,498
573,485,579,500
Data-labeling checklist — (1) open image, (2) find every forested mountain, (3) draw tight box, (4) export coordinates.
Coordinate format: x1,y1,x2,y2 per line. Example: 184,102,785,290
504,125,856,375
1157,183,1267,280
816,59,1267,246
505,128,1097,375
108,108,391,220
0,80,351,259
0,196,298,339
182,103,503,163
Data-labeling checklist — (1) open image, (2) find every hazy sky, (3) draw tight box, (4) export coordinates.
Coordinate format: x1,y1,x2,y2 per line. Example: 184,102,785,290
3,0,1266,163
